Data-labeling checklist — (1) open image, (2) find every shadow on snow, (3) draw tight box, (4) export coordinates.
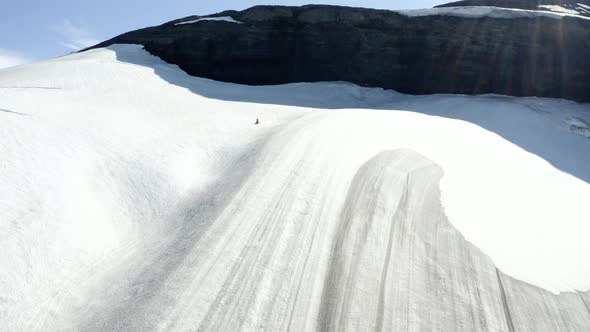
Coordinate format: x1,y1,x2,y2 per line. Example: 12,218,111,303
111,45,590,184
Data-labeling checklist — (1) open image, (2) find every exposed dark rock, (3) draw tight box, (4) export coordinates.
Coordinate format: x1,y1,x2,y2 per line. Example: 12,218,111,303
91,4,590,102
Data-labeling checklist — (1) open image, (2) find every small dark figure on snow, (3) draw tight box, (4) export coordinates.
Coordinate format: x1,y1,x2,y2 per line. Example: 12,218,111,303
255,118,260,125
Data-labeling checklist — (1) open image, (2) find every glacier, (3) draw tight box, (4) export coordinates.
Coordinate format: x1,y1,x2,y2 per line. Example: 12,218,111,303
0,44,589,331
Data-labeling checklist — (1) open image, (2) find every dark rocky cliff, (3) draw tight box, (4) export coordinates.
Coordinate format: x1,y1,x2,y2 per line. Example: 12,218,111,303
92,4,590,102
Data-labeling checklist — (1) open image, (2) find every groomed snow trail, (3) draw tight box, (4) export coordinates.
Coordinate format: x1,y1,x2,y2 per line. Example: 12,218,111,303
1,45,589,331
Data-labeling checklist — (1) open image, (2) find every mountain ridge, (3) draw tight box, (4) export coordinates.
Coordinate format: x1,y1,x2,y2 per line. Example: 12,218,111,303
90,4,590,102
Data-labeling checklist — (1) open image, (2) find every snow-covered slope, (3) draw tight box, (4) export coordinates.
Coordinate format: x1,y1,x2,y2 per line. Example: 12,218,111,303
436,0,590,17
175,16,243,25
1,45,589,331
539,4,583,14
398,5,590,20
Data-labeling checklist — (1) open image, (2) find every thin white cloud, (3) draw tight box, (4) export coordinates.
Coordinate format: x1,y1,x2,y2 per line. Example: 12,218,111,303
0,49,32,69
55,19,100,51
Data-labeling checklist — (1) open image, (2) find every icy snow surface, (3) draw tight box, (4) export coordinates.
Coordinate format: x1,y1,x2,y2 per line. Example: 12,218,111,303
577,3,590,14
1,44,589,330
398,6,590,20
566,117,590,138
538,5,581,15
175,16,243,25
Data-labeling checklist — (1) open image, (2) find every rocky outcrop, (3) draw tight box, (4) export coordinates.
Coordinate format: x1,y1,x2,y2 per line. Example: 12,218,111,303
92,4,590,102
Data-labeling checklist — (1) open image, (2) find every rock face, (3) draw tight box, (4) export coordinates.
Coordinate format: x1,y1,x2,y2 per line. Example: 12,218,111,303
92,4,590,102
93,4,590,103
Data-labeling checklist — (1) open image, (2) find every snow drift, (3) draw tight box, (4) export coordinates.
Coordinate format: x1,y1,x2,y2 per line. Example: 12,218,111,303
0,44,589,331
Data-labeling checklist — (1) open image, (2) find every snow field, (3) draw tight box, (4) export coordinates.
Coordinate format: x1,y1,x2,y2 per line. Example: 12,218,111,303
0,44,589,330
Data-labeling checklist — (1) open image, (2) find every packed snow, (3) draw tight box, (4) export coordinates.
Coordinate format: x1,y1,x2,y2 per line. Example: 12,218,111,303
175,16,243,25
1,44,589,330
397,6,590,20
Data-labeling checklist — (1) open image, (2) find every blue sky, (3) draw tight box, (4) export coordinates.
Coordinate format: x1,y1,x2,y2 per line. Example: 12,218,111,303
0,0,447,68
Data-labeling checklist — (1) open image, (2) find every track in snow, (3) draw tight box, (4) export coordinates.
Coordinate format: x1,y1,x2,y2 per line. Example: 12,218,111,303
71,145,590,331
